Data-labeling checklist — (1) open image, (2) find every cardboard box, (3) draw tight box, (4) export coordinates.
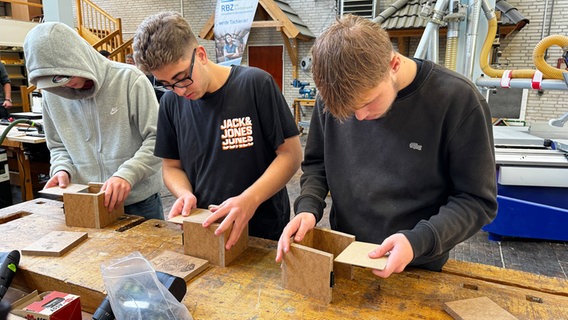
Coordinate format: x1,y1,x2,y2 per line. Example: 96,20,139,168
11,290,82,320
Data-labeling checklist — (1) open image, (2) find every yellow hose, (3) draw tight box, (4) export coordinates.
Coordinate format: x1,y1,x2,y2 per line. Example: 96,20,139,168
445,37,458,71
479,17,535,78
533,34,568,79
480,17,568,80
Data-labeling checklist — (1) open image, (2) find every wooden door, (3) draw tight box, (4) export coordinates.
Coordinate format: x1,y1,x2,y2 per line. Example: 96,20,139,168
248,45,283,91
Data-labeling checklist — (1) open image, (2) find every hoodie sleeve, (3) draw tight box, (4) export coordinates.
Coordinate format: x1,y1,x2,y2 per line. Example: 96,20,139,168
112,75,161,186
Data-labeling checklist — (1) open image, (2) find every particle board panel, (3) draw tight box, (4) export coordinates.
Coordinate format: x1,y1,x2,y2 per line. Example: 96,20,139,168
167,208,213,225
176,207,248,267
297,227,355,279
444,296,518,320
63,183,124,228
21,231,88,257
282,243,334,304
150,250,209,282
183,218,248,267
38,183,90,199
334,241,388,270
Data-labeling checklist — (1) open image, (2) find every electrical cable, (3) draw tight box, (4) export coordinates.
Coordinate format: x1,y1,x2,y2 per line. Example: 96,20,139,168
0,119,43,145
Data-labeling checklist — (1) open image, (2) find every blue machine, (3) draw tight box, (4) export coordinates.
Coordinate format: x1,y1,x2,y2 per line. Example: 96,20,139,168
483,127,568,241
291,79,316,99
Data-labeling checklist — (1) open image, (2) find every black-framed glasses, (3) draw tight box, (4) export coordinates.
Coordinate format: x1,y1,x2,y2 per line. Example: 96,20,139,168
160,48,197,91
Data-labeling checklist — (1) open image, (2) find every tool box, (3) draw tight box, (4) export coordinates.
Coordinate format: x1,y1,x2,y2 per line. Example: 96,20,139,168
11,290,82,320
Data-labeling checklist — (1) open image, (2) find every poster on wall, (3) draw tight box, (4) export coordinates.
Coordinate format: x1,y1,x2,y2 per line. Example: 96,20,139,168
214,0,259,66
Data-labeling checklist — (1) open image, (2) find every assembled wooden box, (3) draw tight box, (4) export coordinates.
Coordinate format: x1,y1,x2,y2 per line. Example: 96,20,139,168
62,182,124,228
174,208,248,267
282,227,355,304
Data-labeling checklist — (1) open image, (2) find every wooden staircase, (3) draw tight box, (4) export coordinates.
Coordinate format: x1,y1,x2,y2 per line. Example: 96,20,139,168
76,0,132,62
1,0,132,111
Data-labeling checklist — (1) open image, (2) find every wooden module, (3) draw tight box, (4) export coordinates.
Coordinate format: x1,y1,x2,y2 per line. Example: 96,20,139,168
444,296,518,320
39,183,93,200
282,227,355,303
172,208,248,267
334,241,388,270
22,231,88,257
62,182,124,228
150,250,209,282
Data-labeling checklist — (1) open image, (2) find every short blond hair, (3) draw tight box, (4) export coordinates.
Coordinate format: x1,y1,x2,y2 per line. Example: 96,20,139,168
133,11,198,74
311,14,394,120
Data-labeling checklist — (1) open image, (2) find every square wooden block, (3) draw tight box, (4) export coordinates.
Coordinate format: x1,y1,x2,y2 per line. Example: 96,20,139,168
282,227,355,304
62,182,124,228
181,209,248,267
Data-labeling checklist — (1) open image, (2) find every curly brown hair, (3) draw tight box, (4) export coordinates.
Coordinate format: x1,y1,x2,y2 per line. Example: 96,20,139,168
133,11,199,74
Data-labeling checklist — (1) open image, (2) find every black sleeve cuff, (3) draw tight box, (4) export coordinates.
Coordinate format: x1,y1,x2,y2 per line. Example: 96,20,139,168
293,194,326,222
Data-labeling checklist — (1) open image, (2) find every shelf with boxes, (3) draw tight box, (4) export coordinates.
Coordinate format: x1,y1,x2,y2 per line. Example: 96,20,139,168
1,47,28,113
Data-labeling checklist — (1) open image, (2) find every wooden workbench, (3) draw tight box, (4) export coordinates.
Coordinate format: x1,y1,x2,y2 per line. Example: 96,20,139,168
1,124,48,201
1,199,567,319
292,98,315,133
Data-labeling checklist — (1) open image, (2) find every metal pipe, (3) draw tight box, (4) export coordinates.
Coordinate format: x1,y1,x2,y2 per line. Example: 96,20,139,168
414,0,449,60
541,0,549,41
372,0,410,24
476,77,568,90
464,0,483,79
429,30,439,63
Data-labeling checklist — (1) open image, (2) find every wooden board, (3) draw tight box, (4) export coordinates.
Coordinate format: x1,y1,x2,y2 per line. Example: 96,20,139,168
183,218,248,267
63,187,124,228
21,231,88,257
444,296,518,320
150,250,209,282
167,208,214,225
282,243,334,304
297,227,355,279
38,183,90,198
334,241,388,270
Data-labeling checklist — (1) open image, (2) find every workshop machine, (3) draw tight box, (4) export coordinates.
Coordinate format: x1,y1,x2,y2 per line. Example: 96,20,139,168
291,79,316,99
378,0,568,241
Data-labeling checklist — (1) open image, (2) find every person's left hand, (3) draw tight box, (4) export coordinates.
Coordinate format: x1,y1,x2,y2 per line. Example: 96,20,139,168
203,195,257,250
101,176,132,212
368,233,414,278
2,100,12,108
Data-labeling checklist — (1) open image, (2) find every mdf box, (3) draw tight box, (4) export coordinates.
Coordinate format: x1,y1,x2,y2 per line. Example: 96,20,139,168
170,208,248,267
62,182,124,228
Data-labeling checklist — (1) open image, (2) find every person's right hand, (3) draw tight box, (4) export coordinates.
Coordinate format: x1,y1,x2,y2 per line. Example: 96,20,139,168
275,212,316,263
167,192,197,219
43,171,70,189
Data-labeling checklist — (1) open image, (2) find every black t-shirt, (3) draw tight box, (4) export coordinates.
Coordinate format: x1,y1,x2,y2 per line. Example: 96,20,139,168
155,66,299,240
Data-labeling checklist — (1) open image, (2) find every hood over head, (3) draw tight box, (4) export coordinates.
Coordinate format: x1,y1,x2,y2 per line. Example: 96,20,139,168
24,22,109,99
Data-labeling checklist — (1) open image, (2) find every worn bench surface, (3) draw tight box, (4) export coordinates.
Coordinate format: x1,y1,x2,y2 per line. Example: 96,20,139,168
1,199,567,319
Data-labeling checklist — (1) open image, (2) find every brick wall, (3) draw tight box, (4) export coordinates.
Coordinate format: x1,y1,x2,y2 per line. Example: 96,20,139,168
86,0,568,123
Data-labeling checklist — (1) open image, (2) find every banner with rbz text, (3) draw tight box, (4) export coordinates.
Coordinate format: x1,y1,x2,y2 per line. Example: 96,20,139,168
214,0,259,66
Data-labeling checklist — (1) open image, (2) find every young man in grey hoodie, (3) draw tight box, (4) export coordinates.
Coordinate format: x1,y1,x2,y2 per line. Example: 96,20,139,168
23,22,164,220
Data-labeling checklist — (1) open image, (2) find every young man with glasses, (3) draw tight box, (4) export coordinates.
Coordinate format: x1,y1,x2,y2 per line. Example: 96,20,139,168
276,15,497,278
23,22,164,220
133,12,302,249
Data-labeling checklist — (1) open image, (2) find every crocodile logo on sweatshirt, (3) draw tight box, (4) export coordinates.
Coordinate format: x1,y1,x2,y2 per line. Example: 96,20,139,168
409,142,422,151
